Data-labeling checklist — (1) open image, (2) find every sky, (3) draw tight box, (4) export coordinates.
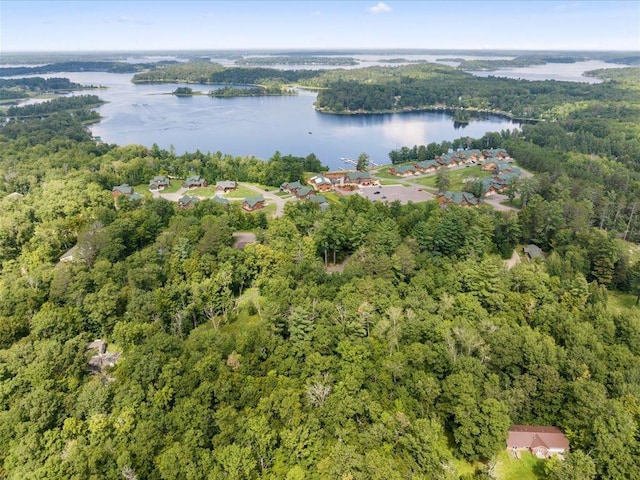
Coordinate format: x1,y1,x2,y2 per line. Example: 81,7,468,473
1,1,639,52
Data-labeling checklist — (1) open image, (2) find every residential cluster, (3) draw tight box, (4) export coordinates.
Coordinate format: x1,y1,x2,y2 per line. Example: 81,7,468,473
388,148,511,176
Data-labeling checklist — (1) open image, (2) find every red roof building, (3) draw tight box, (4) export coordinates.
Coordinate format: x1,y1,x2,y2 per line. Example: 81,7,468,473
507,425,569,458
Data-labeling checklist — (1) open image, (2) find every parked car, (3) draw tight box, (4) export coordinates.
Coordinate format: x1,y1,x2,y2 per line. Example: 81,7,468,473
373,191,381,195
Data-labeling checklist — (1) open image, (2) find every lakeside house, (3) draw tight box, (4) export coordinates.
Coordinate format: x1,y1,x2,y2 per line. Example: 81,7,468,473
148,175,170,191
243,195,265,211
389,164,418,176
215,180,238,192
308,174,333,192
388,149,513,177
183,175,207,189
507,425,569,459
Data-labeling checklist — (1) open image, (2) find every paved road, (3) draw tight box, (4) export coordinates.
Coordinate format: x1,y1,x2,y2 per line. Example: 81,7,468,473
482,193,519,212
153,187,187,202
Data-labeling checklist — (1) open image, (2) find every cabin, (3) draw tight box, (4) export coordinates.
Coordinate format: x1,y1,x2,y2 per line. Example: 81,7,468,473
112,184,134,197
148,175,170,191
294,186,314,199
243,195,265,211
436,154,458,168
438,191,479,207
523,244,544,261
389,164,418,176
415,160,440,173
215,180,238,192
280,181,304,194
482,159,499,171
507,425,569,458
212,196,230,206
345,171,373,186
183,175,207,189
178,195,200,209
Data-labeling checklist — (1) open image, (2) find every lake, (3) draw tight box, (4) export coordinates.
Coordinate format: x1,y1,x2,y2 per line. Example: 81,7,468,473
40,71,518,170
27,56,627,170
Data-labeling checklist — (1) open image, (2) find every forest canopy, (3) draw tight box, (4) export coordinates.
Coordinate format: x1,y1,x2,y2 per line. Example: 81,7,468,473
0,64,639,480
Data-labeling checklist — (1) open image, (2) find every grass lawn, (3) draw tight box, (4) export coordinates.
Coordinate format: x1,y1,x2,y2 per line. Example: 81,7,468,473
221,185,259,198
373,168,404,180
158,182,183,194
450,458,477,478
321,192,342,205
132,185,153,197
414,166,493,191
608,290,639,314
495,451,547,480
378,179,405,186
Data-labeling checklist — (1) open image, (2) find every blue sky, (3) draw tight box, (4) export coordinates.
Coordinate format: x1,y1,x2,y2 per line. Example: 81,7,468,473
2,1,639,52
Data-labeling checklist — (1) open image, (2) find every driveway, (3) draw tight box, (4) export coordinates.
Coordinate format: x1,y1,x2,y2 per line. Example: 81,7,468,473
482,193,518,212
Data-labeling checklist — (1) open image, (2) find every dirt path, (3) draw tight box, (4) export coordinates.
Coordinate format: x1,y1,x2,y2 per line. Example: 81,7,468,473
504,249,521,270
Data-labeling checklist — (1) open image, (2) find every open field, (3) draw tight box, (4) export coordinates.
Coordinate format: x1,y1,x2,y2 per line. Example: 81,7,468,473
413,165,495,190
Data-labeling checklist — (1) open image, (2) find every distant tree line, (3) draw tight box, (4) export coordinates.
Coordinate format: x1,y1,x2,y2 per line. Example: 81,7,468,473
2,95,104,118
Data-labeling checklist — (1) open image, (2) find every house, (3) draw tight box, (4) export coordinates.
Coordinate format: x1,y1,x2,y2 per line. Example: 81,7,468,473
483,148,511,160
415,159,440,173
495,162,516,175
523,244,544,261
148,175,170,191
183,175,207,188
345,171,373,186
507,425,569,458
212,196,230,206
295,186,314,199
243,195,265,211
436,154,458,168
178,195,200,209
308,194,328,206
482,159,499,171
438,191,479,207
215,180,238,192
112,184,134,197
389,164,418,176
280,181,304,194
308,174,333,192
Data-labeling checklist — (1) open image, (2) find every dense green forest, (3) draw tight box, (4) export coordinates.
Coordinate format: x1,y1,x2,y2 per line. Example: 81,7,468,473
0,61,178,77
235,56,358,66
1,95,104,120
1,65,640,479
132,61,319,85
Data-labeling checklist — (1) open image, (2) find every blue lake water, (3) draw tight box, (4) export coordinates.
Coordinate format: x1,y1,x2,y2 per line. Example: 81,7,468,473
29,57,628,170
48,72,518,170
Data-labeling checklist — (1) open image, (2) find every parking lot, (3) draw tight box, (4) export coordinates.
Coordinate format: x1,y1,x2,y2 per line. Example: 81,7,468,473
342,184,435,204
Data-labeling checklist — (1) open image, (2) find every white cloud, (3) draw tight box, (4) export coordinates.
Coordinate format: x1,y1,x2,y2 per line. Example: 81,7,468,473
367,2,392,14
117,16,152,25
